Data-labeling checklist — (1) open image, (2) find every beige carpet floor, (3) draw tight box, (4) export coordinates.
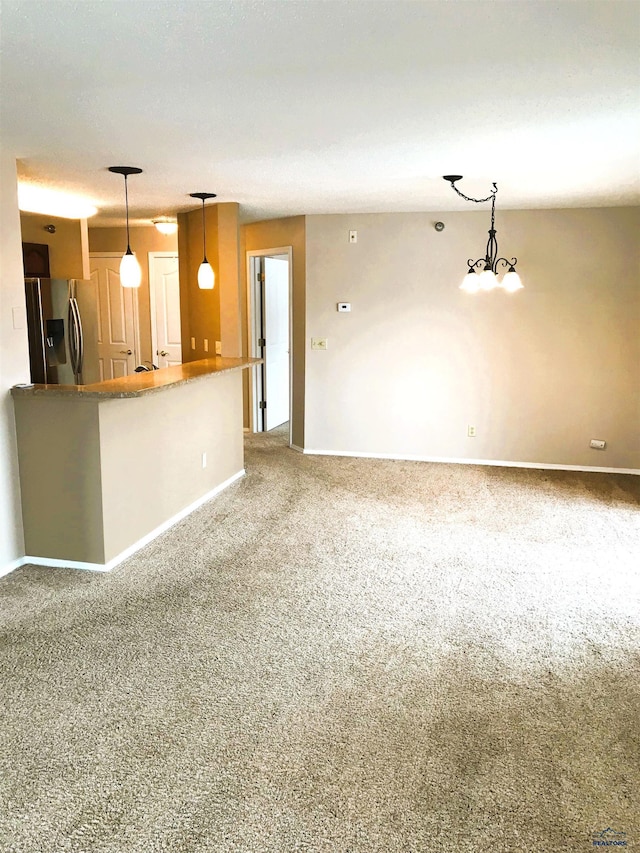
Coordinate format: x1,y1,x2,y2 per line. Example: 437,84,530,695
1,426,639,853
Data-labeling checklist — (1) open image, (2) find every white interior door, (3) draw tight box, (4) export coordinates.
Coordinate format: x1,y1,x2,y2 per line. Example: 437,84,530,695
89,254,138,380
264,256,290,430
149,253,181,368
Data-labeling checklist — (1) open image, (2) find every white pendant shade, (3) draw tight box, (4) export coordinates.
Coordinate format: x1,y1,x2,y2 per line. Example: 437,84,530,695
503,270,524,292
120,251,142,288
198,260,215,290
460,271,480,293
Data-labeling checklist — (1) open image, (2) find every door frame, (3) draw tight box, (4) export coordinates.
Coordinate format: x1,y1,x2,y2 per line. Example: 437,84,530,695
246,246,293,443
148,251,180,368
89,252,141,369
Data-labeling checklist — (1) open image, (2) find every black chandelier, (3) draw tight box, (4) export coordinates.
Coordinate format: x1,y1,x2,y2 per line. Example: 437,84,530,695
443,175,523,293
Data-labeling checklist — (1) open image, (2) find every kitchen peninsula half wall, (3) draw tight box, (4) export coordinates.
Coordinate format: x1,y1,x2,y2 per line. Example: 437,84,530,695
12,358,260,571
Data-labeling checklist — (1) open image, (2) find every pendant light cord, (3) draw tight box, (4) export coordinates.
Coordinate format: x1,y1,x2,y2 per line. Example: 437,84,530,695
124,174,131,253
201,199,208,263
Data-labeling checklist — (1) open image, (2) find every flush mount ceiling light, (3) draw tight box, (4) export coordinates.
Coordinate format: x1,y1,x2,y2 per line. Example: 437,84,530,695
443,175,523,294
18,184,98,219
189,192,217,290
152,216,178,235
108,166,143,288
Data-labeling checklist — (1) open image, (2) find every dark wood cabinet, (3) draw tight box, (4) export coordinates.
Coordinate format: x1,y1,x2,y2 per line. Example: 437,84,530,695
22,242,51,278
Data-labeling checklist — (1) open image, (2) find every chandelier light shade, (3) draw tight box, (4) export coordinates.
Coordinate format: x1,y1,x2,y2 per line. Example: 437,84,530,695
189,192,217,289
152,217,178,235
460,270,480,293
442,175,523,293
108,166,143,288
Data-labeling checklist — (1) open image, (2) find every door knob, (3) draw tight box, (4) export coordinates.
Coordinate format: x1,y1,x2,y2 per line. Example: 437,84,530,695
159,350,168,357
120,349,132,355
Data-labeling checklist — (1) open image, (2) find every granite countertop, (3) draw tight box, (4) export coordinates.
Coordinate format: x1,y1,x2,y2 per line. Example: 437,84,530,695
11,357,262,400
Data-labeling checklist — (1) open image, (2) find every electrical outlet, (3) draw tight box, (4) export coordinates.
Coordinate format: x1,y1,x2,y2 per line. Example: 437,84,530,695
215,341,222,355
202,452,207,468
590,439,606,450
311,338,328,350
467,425,476,437
349,230,357,244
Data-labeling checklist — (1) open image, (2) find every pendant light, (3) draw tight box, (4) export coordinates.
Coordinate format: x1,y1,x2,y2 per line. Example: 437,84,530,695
443,175,523,293
189,192,217,289
109,166,143,288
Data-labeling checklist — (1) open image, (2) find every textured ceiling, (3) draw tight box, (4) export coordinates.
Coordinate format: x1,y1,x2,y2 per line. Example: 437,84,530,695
1,0,638,225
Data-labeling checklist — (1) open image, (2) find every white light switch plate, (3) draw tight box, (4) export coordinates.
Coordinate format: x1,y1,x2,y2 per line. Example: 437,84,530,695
337,303,351,312
12,307,25,330
311,338,328,350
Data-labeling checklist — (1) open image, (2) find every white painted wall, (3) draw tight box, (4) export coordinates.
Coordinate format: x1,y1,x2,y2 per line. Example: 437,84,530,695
304,208,640,472
0,151,30,574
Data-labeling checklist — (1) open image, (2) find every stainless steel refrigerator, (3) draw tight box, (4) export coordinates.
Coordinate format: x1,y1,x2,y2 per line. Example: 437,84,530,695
24,278,100,385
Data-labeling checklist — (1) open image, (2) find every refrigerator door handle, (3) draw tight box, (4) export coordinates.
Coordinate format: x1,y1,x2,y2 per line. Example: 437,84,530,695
73,297,84,380
69,297,84,382
68,299,78,377
36,279,48,377
68,297,83,381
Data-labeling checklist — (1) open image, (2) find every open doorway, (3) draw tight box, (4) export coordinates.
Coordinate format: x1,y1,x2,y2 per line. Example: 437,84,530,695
247,247,292,443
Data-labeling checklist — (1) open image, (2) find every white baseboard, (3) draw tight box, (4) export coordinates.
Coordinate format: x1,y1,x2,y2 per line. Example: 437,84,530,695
289,443,304,454
0,556,27,580
0,469,245,579
302,448,639,476
18,555,112,574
